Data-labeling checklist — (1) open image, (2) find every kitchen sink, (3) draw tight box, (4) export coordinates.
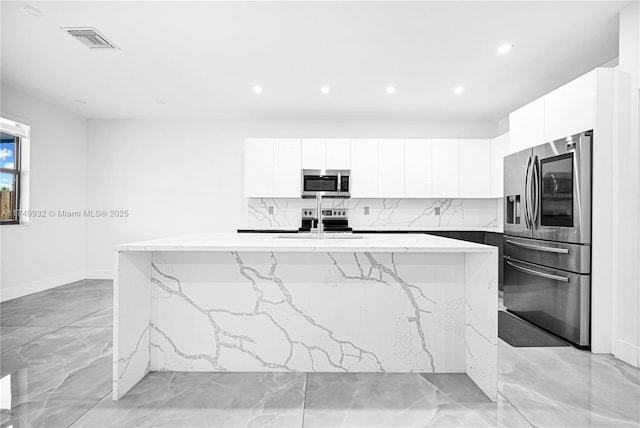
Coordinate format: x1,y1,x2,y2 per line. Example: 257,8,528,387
275,233,363,240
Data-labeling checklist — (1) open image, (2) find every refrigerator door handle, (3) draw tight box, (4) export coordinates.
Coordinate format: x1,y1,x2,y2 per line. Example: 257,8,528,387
532,156,540,229
505,239,571,254
523,156,533,229
506,260,570,282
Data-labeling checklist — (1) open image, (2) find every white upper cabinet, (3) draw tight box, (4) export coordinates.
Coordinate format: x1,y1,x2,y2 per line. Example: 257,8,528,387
378,140,405,197
431,140,460,197
404,139,432,198
273,138,301,197
244,139,274,197
490,133,509,198
301,139,326,169
459,139,492,198
509,97,545,154
350,139,378,197
544,70,595,142
325,139,351,169
302,138,350,169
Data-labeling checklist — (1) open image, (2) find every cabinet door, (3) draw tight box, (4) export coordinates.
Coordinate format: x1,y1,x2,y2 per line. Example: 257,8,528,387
491,133,509,198
431,140,459,197
378,140,405,197
459,139,491,198
404,139,432,198
325,139,351,169
544,71,595,142
509,97,545,154
350,139,378,197
273,139,301,197
301,139,326,170
244,139,274,197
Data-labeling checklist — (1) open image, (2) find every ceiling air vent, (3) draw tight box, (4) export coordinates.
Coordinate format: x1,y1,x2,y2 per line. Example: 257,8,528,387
62,27,119,50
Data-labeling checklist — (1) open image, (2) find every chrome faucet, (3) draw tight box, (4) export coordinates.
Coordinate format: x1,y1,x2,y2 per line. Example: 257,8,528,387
316,193,323,239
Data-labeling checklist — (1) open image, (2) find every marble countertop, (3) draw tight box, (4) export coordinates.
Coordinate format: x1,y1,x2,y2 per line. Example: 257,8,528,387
116,232,496,253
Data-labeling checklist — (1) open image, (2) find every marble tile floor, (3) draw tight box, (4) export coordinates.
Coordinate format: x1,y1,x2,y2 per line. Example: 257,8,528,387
0,279,638,427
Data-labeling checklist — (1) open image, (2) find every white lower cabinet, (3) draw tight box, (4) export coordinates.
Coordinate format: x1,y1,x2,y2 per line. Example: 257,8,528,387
350,139,379,197
431,140,460,197
459,139,492,198
378,140,405,197
273,139,301,197
404,140,432,198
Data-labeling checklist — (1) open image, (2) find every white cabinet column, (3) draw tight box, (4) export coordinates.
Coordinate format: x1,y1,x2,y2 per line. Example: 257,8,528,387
273,139,302,197
301,139,326,169
431,140,460,197
459,139,491,198
244,139,274,197
350,139,378,197
326,139,351,169
378,140,405,197
404,140,432,198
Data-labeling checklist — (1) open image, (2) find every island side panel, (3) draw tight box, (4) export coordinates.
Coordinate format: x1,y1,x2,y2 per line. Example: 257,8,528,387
148,251,467,374
113,250,152,400
464,250,498,402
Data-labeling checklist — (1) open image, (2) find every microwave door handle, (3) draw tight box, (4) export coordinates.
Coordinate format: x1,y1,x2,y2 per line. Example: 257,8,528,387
506,260,570,282
505,239,570,254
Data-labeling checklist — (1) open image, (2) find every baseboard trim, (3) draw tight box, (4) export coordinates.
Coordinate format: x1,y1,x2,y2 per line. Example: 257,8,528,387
1,270,86,302
84,269,114,280
614,339,640,368
1,269,115,302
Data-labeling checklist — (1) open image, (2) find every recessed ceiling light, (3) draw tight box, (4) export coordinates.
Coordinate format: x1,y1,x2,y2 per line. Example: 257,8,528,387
497,44,514,54
453,86,464,94
21,5,44,17
252,85,263,94
321,86,331,94
74,99,87,104
386,86,396,94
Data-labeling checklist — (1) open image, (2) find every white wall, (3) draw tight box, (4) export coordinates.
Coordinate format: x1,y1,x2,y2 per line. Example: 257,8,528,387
85,119,497,273
0,85,87,301
613,1,640,367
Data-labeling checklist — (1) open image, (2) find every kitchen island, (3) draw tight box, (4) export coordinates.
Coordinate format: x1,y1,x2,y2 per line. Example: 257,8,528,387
113,233,498,401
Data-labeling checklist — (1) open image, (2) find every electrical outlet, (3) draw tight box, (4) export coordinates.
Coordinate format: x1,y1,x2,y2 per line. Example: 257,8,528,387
364,206,370,215
434,207,440,216
268,206,274,215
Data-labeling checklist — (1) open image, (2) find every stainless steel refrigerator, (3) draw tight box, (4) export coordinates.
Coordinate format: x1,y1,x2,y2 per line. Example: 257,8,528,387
503,130,592,347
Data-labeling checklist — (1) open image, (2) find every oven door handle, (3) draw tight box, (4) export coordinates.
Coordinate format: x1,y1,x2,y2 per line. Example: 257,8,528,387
505,240,570,254
506,260,570,282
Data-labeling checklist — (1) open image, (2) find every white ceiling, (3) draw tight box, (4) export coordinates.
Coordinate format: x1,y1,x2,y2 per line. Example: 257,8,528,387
0,1,629,122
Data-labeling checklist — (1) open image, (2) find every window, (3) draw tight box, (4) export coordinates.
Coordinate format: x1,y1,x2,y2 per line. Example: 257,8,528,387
1,132,20,223
0,117,30,225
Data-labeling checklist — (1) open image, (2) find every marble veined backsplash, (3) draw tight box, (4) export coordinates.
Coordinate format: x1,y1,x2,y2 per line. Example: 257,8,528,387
242,198,503,232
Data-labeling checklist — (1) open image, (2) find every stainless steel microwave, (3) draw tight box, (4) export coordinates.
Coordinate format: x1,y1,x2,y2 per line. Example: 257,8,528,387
301,169,350,198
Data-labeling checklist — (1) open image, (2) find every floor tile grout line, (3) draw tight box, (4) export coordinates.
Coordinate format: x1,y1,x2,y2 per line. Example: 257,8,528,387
301,372,309,428
66,389,113,428
499,391,537,428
